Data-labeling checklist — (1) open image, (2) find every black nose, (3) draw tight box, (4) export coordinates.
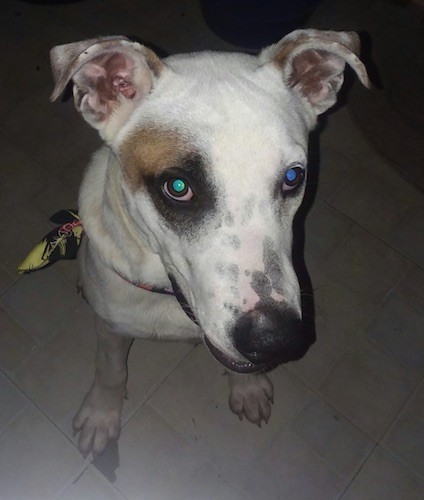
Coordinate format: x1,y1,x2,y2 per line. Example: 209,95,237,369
233,305,308,366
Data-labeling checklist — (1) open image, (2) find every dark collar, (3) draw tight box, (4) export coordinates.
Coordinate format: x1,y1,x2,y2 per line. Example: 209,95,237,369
115,269,175,296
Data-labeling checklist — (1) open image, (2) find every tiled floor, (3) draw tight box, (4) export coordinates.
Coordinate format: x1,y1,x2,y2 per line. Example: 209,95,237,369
1,1,423,499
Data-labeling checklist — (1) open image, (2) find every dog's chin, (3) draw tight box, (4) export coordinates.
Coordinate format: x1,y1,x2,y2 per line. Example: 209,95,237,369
204,335,267,374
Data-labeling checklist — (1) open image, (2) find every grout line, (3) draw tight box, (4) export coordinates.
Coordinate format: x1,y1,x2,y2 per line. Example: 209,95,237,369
380,440,424,484
380,374,424,444
54,464,92,500
0,367,83,449
286,366,378,443
0,273,24,299
320,197,424,272
338,441,379,498
0,394,30,439
120,343,198,430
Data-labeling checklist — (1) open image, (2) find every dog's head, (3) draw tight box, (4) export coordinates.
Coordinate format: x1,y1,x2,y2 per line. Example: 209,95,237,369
51,31,369,373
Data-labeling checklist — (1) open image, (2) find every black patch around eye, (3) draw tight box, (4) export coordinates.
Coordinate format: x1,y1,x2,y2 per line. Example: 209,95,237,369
145,154,217,236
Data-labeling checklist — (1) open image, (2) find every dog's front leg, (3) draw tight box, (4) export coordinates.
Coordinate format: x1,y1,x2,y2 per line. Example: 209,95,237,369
73,315,133,457
227,371,274,427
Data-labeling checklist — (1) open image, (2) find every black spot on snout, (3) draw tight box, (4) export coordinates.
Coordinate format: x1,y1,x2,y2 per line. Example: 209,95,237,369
225,234,241,249
227,264,239,282
241,197,255,224
224,211,234,227
224,302,241,315
251,270,273,300
216,262,239,282
263,237,286,296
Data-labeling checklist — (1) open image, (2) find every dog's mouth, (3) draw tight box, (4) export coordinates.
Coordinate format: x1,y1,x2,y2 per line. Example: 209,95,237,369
169,274,267,373
204,335,267,374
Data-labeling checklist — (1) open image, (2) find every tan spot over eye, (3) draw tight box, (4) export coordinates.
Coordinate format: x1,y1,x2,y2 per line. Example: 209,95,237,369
119,126,193,190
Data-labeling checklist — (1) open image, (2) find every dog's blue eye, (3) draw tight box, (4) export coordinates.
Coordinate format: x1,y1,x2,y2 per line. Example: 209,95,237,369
282,166,305,192
163,178,193,201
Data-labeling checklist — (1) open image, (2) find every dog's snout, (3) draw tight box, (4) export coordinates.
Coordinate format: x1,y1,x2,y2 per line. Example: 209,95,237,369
233,306,307,366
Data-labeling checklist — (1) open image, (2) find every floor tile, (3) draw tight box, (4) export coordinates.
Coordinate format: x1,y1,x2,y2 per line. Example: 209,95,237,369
112,404,204,500
383,382,424,479
175,462,245,500
0,133,50,202
0,404,86,500
0,372,28,433
0,198,53,275
0,16,84,114
359,148,422,201
365,287,424,375
29,180,78,220
13,302,96,434
290,396,374,479
406,380,424,420
60,465,126,500
327,166,417,241
304,199,354,262
122,337,193,423
54,148,93,194
52,260,80,290
62,334,192,449
397,266,424,304
320,107,373,162
1,2,51,40
0,266,82,344
288,271,376,387
324,226,412,305
316,144,360,201
148,344,310,485
319,337,418,440
0,85,100,178
342,446,424,500
0,264,16,295
389,203,424,268
383,413,424,480
0,36,47,114
0,305,35,374
244,428,347,500
0,135,63,275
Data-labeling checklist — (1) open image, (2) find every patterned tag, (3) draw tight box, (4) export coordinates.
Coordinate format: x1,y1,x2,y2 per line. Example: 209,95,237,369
17,210,83,274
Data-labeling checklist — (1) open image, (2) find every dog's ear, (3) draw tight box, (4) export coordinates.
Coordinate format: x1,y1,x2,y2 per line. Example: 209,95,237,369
260,29,371,115
50,36,164,141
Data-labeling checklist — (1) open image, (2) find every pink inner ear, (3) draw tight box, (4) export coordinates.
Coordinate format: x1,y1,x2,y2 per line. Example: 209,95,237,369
84,52,137,102
75,51,139,122
289,49,342,106
112,74,136,99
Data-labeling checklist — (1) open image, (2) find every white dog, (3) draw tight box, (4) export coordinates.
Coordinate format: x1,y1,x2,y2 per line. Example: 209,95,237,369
50,29,369,457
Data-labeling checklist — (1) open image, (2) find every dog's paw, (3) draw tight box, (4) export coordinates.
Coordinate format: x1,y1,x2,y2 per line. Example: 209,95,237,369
73,388,123,458
228,373,274,427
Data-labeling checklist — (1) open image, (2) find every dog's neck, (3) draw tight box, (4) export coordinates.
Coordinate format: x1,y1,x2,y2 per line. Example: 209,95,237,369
114,268,175,296
79,147,172,291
